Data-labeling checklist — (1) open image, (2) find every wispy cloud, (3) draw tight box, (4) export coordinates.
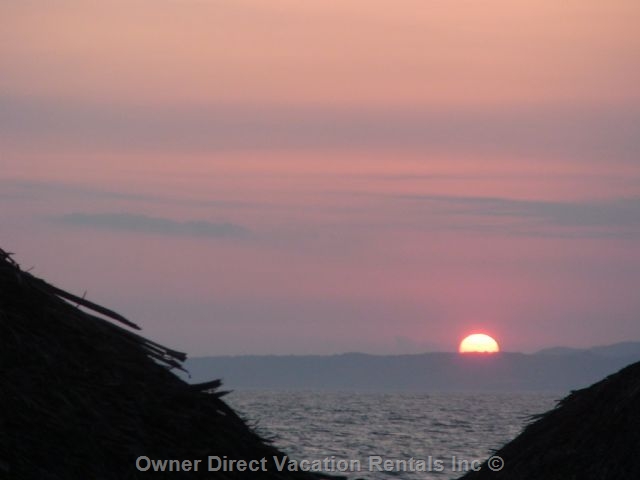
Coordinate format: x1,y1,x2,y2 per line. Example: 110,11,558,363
0,179,262,210
2,95,639,161
58,212,250,239
0,179,152,203
391,195,640,238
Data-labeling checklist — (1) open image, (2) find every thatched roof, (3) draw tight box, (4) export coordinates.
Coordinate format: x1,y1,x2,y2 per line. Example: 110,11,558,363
0,248,337,479
459,359,640,480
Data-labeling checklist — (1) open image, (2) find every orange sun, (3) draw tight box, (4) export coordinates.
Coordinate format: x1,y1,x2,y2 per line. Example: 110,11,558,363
459,333,500,353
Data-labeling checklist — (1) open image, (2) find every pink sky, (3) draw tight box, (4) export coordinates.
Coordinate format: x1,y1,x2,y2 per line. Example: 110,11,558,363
2,1,640,355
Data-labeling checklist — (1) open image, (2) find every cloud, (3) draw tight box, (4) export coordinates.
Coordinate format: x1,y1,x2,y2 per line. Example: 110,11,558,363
2,95,639,161
58,212,250,239
419,195,640,225
0,179,151,203
393,195,640,238
0,179,263,211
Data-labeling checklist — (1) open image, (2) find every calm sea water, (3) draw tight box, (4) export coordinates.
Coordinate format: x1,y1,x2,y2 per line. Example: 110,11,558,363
224,391,560,480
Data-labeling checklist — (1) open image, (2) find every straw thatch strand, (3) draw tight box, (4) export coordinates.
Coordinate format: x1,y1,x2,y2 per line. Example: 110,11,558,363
459,359,640,479
0,249,339,479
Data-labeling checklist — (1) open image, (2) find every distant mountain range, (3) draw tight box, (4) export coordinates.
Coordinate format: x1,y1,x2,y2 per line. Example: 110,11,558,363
535,341,640,358
182,341,640,393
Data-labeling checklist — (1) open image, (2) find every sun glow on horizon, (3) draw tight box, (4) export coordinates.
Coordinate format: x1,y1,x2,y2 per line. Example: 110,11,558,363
459,333,500,353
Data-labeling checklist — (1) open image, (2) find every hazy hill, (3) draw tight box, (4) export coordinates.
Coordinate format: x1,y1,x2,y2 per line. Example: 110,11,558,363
183,342,640,393
536,341,640,358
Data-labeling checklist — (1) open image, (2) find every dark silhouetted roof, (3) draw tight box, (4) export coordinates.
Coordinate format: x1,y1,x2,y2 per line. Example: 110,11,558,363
459,359,640,479
0,248,337,479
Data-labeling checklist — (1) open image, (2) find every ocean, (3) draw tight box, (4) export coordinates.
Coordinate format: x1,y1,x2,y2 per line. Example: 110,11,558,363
224,391,560,480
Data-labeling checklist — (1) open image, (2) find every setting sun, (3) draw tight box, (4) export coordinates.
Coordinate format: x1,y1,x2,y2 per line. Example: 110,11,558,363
459,333,500,353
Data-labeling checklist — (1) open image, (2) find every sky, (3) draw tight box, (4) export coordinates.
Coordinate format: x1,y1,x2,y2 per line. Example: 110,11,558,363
2,0,639,355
